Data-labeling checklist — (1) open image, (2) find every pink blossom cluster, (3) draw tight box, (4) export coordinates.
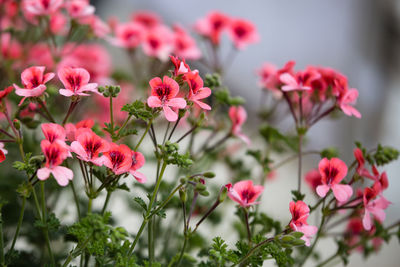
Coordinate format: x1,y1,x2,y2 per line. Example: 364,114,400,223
109,11,201,61
38,121,146,186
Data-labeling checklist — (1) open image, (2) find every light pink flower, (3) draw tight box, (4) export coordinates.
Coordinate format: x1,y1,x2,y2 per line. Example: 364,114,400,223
279,69,321,92
147,76,186,122
170,55,191,76
289,200,318,246
142,25,174,61
225,180,264,207
304,169,322,192
41,123,66,143
172,24,201,60
228,18,259,50
228,106,250,145
49,11,67,35
37,140,73,186
316,158,353,202
362,183,391,230
13,66,55,105
338,88,361,118
112,22,144,49
58,67,98,97
23,0,63,16
65,119,94,141
129,151,146,183
71,129,109,165
184,71,211,110
65,0,94,19
131,11,161,29
194,11,230,45
102,143,133,175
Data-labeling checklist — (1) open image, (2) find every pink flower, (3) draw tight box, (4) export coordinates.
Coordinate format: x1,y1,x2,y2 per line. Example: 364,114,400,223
142,25,174,61
102,143,133,175
338,88,361,118
131,11,161,29
225,180,264,207
65,119,94,141
170,55,191,76
49,11,67,35
129,151,146,183
23,0,63,16
41,123,66,143
112,22,144,49
58,67,98,97
71,129,109,165
0,142,8,163
362,183,391,230
257,63,280,96
13,66,55,105
184,71,211,110
228,18,259,50
304,169,322,192
147,76,187,122
0,86,13,101
65,0,94,19
353,148,375,179
279,69,321,92
37,140,73,186
228,106,250,145
194,11,230,45
172,24,201,60
289,200,318,246
316,158,353,202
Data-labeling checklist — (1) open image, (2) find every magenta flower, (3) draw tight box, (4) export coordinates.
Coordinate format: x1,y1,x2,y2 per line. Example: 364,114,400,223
129,151,146,183
13,66,55,105
228,106,250,145
184,71,211,110
37,140,73,186
23,0,63,16
316,158,353,202
228,18,259,50
102,143,133,175
362,183,391,230
338,88,361,118
225,180,264,207
58,67,98,97
289,201,318,246
147,76,187,122
71,129,109,165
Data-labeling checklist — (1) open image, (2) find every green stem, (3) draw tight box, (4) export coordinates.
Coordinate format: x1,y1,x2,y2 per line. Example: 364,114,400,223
40,182,55,266
299,200,326,267
0,208,5,267
176,236,188,267
243,208,252,244
128,161,168,256
116,115,132,139
148,217,154,263
148,184,184,218
62,100,78,126
101,191,111,215
109,96,114,138
38,99,55,123
233,237,275,267
297,133,303,193
10,196,26,251
70,181,81,220
134,119,152,151
87,198,92,214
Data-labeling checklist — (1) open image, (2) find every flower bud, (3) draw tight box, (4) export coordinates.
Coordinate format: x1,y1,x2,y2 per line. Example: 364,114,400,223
203,172,215,178
179,188,187,202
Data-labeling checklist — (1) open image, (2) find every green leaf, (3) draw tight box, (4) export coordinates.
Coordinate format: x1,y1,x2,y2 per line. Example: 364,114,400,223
133,197,147,211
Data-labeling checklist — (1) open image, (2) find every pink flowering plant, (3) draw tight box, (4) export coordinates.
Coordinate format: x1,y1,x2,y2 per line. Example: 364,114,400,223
0,2,399,267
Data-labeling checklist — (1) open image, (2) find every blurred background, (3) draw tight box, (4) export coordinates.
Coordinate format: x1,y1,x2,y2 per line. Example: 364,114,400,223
90,0,400,265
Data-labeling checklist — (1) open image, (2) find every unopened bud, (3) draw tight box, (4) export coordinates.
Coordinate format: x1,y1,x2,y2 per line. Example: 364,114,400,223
13,119,21,130
179,188,187,202
203,172,215,178
218,186,228,203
